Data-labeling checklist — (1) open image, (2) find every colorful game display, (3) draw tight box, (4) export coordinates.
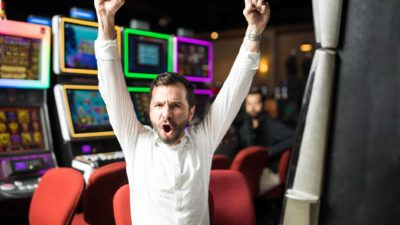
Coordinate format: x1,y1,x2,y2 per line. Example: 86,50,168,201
0,20,50,88
124,29,172,79
67,89,111,134
61,85,113,138
0,34,40,80
173,36,213,83
53,17,121,75
0,108,45,152
64,23,97,71
128,87,151,126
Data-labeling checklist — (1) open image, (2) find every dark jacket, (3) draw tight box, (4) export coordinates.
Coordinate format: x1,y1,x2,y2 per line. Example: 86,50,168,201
239,112,294,172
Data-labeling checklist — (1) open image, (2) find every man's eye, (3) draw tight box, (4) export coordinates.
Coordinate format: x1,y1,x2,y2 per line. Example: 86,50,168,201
171,104,182,108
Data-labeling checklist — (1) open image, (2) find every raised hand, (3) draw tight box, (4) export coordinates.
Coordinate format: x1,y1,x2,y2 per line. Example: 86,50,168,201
95,0,125,18
94,0,125,40
243,0,270,34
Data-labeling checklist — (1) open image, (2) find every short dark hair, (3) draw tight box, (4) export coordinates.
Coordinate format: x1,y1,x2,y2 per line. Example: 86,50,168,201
247,87,265,103
150,72,196,108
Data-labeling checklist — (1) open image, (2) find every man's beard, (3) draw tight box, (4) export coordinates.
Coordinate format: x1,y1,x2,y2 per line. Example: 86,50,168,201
249,111,262,120
152,119,187,145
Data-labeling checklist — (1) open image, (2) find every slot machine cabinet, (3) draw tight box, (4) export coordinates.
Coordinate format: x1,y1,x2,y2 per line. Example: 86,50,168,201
51,16,123,171
0,20,57,199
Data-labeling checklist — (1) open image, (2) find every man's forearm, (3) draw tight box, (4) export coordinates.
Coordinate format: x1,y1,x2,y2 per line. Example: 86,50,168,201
242,0,270,52
243,26,263,53
94,0,124,41
97,14,117,41
269,138,293,157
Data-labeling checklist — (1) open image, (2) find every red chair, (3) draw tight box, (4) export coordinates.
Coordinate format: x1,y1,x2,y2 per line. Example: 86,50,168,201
258,150,291,224
211,154,231,170
209,170,255,225
112,185,214,225
29,168,85,225
261,149,291,199
72,161,128,225
113,184,132,225
230,146,269,197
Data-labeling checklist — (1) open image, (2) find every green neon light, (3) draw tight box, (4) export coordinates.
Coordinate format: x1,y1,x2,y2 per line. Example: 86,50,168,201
127,87,150,93
123,28,172,79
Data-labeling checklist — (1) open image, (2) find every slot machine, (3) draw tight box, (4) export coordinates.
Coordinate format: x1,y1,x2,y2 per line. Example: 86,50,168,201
51,16,123,177
0,20,57,199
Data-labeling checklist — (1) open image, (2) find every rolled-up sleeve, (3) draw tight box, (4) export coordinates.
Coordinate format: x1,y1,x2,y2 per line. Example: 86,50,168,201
200,45,260,153
95,39,141,160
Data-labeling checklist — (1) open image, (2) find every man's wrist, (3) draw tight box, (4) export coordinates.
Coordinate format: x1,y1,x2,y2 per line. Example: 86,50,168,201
245,25,264,41
246,33,262,41
97,14,117,41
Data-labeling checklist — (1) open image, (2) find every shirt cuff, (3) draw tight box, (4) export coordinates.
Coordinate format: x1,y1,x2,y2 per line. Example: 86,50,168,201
239,45,260,70
95,39,120,60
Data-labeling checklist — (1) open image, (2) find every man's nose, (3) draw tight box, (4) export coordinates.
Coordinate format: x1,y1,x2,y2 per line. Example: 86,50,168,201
162,105,172,118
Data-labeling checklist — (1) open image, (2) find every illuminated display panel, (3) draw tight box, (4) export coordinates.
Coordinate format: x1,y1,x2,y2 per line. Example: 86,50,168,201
124,29,172,79
173,36,213,83
128,87,151,125
62,85,114,138
58,17,121,75
64,23,97,70
0,107,45,153
0,35,40,80
0,20,50,89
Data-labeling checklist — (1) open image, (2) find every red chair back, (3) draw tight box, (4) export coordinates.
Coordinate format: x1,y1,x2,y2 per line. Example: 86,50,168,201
209,170,255,225
278,150,291,185
112,185,214,225
83,161,128,225
211,154,231,170
29,168,84,225
260,149,291,200
113,184,132,225
230,146,268,197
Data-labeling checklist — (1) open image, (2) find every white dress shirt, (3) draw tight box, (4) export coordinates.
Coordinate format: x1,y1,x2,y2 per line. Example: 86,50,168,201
95,39,259,225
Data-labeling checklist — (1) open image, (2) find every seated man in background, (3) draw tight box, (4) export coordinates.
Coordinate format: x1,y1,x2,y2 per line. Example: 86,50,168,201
239,87,294,195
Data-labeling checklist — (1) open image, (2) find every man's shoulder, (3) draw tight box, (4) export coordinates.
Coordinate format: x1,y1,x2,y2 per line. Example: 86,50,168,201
138,125,156,138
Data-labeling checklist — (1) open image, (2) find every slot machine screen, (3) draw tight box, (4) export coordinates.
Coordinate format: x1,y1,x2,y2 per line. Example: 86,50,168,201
66,89,113,135
124,29,172,79
128,88,151,126
55,17,121,75
0,20,50,89
63,23,97,71
174,36,213,83
0,107,46,153
0,34,41,81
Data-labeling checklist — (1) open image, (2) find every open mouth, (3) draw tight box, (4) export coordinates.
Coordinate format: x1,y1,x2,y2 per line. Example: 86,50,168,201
162,124,172,133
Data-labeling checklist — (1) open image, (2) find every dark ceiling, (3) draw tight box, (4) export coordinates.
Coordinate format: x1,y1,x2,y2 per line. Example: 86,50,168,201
6,0,312,34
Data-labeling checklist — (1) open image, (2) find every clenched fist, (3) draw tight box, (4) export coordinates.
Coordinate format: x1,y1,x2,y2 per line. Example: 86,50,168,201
243,0,270,35
95,0,125,17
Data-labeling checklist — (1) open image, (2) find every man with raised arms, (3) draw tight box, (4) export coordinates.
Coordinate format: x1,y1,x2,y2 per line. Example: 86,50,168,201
94,0,270,224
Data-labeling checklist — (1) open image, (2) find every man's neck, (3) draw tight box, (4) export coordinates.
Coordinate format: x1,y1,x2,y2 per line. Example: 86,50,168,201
157,131,187,147
252,118,259,129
